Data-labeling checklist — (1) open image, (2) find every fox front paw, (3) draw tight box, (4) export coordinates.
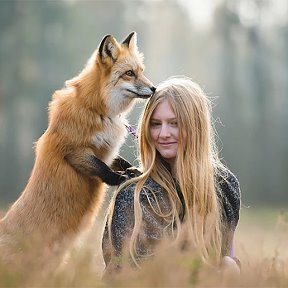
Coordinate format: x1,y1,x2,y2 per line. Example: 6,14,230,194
125,167,142,179
118,173,128,184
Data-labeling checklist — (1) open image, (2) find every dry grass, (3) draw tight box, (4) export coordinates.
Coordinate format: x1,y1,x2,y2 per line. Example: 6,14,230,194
0,205,287,287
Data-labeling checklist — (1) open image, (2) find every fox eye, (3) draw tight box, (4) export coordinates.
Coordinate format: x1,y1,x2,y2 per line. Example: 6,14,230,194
125,70,135,77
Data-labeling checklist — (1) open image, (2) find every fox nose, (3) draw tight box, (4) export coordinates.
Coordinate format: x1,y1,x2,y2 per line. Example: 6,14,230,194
151,86,156,93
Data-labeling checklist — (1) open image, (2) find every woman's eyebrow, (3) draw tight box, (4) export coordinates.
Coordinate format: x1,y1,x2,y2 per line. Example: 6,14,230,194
150,117,177,121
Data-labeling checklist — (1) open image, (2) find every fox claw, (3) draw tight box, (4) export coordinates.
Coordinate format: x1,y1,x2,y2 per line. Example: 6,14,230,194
118,174,128,183
125,167,141,178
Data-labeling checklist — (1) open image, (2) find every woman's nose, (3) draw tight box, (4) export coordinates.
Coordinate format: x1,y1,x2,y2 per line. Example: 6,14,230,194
159,124,171,138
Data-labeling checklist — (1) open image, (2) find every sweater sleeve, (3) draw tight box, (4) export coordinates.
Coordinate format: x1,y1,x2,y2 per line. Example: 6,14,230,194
216,169,241,256
102,184,136,268
218,169,241,230
102,179,172,269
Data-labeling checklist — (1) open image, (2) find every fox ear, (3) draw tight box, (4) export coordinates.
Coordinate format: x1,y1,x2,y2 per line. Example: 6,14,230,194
122,31,138,52
98,34,121,64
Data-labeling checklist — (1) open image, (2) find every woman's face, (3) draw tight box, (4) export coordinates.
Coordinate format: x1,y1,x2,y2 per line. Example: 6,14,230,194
149,99,186,165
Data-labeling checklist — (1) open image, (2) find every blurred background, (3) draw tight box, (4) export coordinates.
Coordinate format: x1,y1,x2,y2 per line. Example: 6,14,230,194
0,0,287,208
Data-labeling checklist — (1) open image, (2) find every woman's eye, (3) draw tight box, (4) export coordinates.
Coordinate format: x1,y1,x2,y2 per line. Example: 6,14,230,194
125,70,135,77
150,122,161,127
170,121,178,127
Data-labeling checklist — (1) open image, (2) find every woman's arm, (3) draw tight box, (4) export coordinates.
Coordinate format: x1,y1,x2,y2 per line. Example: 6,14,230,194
102,178,172,270
218,169,241,273
102,186,136,270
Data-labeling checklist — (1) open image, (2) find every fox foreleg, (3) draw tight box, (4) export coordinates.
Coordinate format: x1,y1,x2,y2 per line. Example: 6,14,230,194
65,148,127,186
110,156,133,171
111,156,142,179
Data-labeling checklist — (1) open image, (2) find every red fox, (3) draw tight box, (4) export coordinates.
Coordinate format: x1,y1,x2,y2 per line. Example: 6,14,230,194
0,32,155,270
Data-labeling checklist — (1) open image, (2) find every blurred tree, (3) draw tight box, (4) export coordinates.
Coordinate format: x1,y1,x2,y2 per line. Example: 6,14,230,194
0,1,19,203
0,0,287,206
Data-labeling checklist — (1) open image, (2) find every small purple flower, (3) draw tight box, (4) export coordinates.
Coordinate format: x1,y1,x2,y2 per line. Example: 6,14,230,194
125,124,138,139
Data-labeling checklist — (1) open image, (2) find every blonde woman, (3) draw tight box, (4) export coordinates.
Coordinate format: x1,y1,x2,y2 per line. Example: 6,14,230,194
102,76,241,272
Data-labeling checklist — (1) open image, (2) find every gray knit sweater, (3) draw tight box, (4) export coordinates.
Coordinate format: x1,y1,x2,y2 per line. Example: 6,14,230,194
102,168,241,267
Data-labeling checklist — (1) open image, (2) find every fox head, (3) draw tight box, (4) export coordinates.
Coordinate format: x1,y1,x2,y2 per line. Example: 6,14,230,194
66,32,155,117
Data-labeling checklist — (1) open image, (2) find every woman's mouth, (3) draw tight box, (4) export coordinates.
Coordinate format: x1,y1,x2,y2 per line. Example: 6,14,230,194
159,142,176,147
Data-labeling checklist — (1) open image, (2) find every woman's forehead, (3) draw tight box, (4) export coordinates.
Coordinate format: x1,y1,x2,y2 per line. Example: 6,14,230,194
151,100,175,118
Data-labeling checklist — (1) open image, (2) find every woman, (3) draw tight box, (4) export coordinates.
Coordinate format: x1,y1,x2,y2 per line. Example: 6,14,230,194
102,76,241,272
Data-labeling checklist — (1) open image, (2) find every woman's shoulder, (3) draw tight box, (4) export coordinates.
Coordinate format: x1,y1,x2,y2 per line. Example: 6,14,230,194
115,176,166,205
216,167,241,198
143,177,165,193
215,167,241,228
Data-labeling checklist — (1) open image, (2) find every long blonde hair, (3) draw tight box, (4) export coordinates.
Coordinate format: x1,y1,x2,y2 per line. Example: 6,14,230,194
107,76,225,265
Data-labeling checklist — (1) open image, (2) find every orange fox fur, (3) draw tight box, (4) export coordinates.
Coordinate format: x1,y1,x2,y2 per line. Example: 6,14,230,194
0,32,155,270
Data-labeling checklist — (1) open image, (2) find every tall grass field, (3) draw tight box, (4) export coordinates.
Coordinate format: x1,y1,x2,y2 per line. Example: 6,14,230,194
0,205,287,287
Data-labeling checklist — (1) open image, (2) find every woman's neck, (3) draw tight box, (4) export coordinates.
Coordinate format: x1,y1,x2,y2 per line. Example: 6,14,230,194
166,158,177,177
159,156,176,177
